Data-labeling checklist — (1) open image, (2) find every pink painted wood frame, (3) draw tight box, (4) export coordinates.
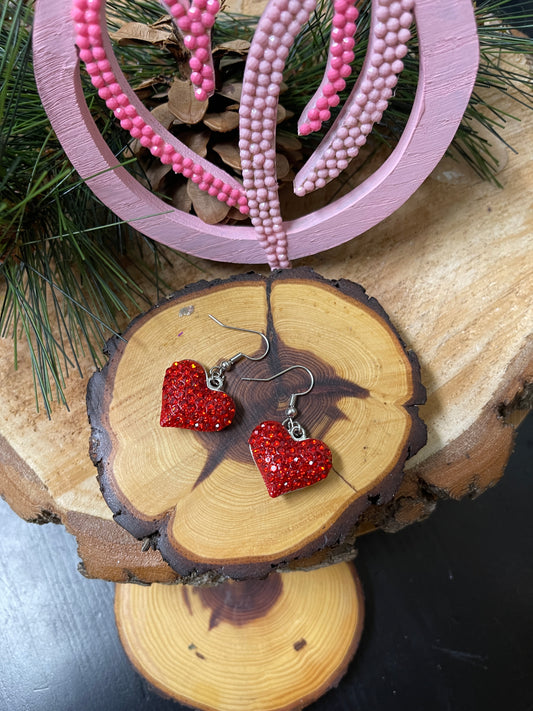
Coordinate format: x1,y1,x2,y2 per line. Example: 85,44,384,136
33,0,479,265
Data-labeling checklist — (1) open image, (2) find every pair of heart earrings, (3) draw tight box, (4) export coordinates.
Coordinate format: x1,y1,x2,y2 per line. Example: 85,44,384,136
160,314,332,497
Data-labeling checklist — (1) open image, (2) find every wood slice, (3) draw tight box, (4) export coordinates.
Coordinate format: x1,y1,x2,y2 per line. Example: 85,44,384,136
115,561,364,711
0,81,530,583
88,270,425,580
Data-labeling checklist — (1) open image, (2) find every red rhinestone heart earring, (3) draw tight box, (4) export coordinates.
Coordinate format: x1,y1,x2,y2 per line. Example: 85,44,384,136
160,315,269,432
243,366,332,497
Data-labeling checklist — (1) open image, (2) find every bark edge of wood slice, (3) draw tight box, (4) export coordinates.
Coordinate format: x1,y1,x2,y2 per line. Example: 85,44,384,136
88,268,426,581
114,561,364,711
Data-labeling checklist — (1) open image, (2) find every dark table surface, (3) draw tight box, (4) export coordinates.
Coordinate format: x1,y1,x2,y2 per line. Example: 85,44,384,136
0,414,531,711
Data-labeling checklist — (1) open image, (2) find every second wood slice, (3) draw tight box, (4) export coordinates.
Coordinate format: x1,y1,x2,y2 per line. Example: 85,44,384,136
115,562,364,711
88,269,426,580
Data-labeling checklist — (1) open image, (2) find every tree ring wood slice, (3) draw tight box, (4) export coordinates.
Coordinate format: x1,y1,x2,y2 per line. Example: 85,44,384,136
114,561,364,711
88,268,426,580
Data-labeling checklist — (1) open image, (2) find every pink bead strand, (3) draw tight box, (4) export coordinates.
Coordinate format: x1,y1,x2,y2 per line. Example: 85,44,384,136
298,0,359,136
163,0,219,102
294,0,413,195
72,0,248,213
240,0,317,269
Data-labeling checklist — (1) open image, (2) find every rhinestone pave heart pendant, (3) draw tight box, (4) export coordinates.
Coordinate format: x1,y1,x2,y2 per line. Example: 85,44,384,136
160,360,236,432
249,420,332,497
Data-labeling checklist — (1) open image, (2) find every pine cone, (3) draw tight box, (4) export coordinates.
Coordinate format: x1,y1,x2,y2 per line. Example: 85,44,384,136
113,17,302,225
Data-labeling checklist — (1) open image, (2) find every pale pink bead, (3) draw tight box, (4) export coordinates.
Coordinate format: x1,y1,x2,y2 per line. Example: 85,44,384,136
399,11,412,28
392,59,404,73
389,1,402,16
375,22,387,38
384,46,396,62
398,28,411,42
396,43,408,58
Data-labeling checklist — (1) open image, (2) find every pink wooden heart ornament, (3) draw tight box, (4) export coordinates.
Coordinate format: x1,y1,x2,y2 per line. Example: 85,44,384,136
33,0,479,268
249,420,332,497
160,360,236,432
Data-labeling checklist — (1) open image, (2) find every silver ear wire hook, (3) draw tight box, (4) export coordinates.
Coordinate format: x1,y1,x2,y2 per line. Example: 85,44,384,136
241,365,314,440
207,314,270,390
